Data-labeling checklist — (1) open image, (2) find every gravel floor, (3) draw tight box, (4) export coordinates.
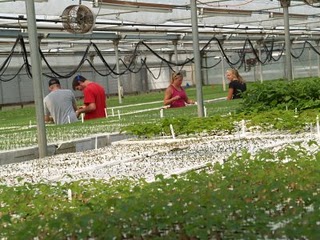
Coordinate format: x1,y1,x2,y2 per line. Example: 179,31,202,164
0,132,319,186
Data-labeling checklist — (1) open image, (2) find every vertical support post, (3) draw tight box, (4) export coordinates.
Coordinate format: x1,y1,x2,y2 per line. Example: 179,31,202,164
202,52,209,85
317,41,320,77
280,0,292,81
190,0,204,117
221,51,226,91
173,40,179,72
113,40,122,104
17,75,23,108
291,52,295,80
258,41,263,83
25,0,47,158
315,40,320,77
309,47,312,77
0,77,3,110
90,53,96,81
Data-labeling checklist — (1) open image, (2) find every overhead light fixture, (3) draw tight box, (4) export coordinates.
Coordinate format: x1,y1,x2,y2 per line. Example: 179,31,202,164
269,12,308,20
201,7,252,17
94,0,173,13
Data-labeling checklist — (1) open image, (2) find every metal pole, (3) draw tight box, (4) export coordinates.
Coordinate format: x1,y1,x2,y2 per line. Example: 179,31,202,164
291,53,295,80
221,52,226,91
18,75,23,108
0,78,3,111
258,42,263,83
173,40,179,72
281,0,292,81
90,53,96,81
114,40,122,104
308,47,312,77
190,0,204,117
317,41,320,77
25,0,47,158
203,53,209,85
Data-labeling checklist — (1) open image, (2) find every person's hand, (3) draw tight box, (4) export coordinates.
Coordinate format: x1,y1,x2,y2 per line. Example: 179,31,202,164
76,106,85,117
172,96,180,101
76,108,83,118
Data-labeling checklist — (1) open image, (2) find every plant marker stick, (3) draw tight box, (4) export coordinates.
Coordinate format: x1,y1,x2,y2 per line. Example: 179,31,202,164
160,109,164,118
170,124,176,139
68,115,71,124
204,106,207,117
112,108,114,116
29,120,32,128
317,115,320,136
241,119,246,136
295,108,298,114
81,113,84,123
67,189,72,201
118,110,121,120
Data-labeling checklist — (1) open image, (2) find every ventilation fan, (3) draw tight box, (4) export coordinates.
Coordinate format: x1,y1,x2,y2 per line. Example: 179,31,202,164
61,5,95,34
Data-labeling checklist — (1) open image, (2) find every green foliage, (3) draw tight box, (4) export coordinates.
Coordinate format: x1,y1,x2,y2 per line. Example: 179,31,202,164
241,78,320,112
1,80,320,239
0,144,319,239
123,108,319,137
121,122,162,137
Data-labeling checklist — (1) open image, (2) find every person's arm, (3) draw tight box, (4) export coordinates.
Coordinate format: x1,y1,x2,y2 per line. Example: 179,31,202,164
163,87,180,106
227,88,233,100
76,103,96,117
43,100,53,123
186,98,195,104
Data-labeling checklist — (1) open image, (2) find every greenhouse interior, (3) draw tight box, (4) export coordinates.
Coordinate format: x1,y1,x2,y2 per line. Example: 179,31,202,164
0,1,320,239
1,0,320,104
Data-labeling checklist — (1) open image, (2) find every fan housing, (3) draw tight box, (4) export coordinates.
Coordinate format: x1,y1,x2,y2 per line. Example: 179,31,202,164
61,5,95,34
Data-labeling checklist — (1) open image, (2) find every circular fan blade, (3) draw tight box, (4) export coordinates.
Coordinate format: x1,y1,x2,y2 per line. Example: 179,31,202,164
61,5,95,34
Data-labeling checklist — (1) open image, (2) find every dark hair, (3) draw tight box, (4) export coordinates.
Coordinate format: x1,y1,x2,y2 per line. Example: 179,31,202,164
72,75,86,90
48,78,60,87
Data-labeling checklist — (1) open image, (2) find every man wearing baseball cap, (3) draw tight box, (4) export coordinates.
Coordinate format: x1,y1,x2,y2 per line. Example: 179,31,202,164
43,78,78,124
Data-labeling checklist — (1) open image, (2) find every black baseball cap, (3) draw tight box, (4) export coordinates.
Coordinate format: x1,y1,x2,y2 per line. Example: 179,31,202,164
48,78,60,87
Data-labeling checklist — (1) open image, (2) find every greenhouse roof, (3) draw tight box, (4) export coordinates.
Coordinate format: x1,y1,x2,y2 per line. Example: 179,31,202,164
0,0,319,54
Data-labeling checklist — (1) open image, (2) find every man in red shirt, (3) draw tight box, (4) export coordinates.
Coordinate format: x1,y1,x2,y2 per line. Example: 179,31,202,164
72,75,106,120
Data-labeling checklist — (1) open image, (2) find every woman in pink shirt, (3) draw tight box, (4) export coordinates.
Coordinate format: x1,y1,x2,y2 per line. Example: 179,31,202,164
163,72,195,108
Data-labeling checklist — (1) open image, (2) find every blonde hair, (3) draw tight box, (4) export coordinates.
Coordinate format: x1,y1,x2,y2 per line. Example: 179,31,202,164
170,72,182,84
227,68,245,83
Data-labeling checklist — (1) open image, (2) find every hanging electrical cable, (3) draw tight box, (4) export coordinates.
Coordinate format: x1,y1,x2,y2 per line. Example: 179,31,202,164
0,34,319,83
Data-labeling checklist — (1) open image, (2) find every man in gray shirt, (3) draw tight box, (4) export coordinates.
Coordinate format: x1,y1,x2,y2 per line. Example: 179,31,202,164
43,78,78,125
